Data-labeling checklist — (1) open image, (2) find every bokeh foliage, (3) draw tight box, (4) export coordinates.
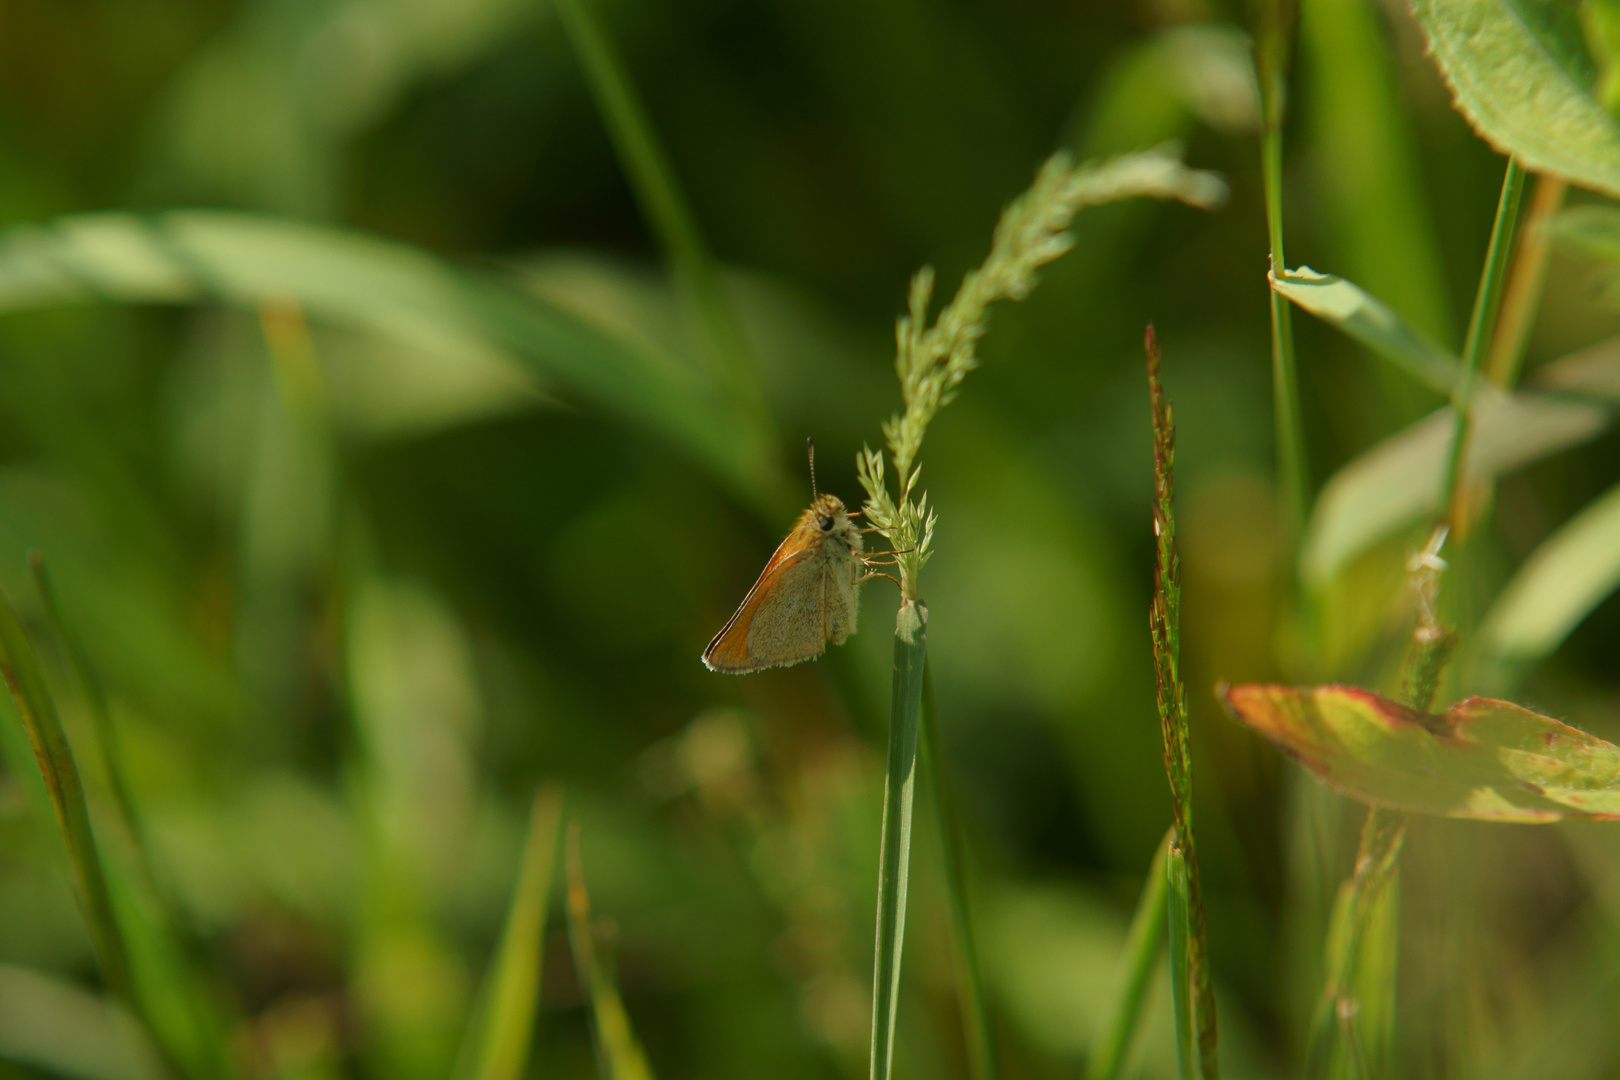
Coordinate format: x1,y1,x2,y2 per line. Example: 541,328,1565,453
2,0,1620,1078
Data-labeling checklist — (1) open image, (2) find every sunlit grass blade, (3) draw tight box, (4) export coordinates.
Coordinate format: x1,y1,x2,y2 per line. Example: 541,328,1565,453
565,825,655,1080
1085,828,1169,1080
870,600,927,1080
1269,268,1460,395
455,786,564,1080
919,666,992,1080
1476,478,1620,673
550,0,774,466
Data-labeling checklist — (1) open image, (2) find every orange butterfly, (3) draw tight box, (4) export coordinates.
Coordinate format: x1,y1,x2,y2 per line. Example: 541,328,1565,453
702,441,892,674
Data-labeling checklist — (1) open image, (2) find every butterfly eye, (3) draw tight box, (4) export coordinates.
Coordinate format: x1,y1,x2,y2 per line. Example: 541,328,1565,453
818,515,834,532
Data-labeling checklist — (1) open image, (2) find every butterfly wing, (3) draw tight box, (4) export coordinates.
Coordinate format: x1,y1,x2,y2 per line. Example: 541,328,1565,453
702,538,828,673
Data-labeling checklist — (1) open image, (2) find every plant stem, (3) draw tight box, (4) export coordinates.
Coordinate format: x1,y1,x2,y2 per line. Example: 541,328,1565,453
566,824,656,1080
1486,174,1566,389
552,0,772,462
1257,2,1310,548
1167,846,1197,1080
1440,157,1527,530
919,666,993,1080
1086,829,1170,1080
870,599,927,1080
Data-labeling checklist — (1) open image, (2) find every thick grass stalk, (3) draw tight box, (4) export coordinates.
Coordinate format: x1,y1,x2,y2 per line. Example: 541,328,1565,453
455,786,564,1080
1256,0,1310,546
1086,829,1170,1080
920,668,993,1080
1146,325,1218,1080
551,0,771,471
871,600,928,1080
1440,157,1527,530
566,825,656,1080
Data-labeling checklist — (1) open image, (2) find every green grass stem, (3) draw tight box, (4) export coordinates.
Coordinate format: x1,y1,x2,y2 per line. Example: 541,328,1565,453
551,0,773,471
566,824,656,1080
1167,846,1197,1079
1487,174,1566,389
1085,829,1170,1080
1441,157,1526,529
456,786,564,1080
870,599,927,1080
1257,0,1311,547
920,666,993,1080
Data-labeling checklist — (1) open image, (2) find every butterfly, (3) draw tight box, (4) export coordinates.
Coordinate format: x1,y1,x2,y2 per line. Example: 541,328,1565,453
702,441,895,674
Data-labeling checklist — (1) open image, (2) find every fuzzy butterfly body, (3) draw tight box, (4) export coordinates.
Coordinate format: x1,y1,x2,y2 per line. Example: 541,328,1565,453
701,493,866,673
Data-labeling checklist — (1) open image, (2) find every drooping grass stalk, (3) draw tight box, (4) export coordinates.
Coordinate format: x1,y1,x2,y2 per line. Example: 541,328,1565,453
856,149,1222,1080
454,786,564,1080
920,668,994,1080
551,0,772,468
1440,157,1526,530
1085,828,1170,1080
1146,325,1218,1080
1256,0,1310,547
1486,174,1566,389
565,824,656,1080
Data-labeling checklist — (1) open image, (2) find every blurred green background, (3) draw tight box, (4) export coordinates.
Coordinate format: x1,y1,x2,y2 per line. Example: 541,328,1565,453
2,0,1620,1077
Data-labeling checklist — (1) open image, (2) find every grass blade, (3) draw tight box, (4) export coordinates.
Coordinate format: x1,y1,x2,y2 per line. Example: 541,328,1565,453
1440,157,1527,530
870,599,927,1080
1487,175,1567,388
0,582,193,1077
565,825,655,1080
919,666,993,1080
455,786,564,1080
1085,828,1170,1080
1477,478,1620,668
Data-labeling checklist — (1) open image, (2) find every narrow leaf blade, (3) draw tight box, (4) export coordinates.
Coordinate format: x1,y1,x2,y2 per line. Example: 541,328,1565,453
1269,267,1459,394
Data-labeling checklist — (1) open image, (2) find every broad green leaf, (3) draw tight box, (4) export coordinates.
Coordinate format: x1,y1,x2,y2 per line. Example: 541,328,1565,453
1477,478,1620,661
1270,267,1459,394
1300,387,1609,583
0,212,776,506
1220,683,1620,821
1410,0,1620,198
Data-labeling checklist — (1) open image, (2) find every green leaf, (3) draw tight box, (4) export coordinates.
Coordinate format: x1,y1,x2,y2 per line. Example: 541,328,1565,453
1545,203,1620,269
1269,267,1460,395
1085,830,1168,1080
1300,387,1609,584
455,786,564,1080
0,212,776,507
1410,0,1620,198
1220,682,1620,821
1477,479,1620,662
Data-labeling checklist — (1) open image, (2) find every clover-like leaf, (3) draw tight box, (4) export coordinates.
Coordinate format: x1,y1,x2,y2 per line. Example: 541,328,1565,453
1220,682,1620,821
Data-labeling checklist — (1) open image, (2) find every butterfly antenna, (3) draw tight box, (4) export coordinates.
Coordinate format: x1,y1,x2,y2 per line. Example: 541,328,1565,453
806,436,818,500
